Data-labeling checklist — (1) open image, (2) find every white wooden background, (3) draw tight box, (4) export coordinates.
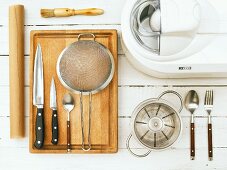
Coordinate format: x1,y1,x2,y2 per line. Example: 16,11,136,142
1,0,227,169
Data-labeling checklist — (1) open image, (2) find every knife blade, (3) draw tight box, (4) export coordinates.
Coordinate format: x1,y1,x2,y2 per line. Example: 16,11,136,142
50,78,58,145
33,43,44,149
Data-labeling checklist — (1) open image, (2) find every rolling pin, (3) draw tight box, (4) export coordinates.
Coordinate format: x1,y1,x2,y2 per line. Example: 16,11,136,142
9,4,25,138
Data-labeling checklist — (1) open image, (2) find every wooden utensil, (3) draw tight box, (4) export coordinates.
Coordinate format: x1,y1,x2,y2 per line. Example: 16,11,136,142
9,4,25,138
41,8,104,18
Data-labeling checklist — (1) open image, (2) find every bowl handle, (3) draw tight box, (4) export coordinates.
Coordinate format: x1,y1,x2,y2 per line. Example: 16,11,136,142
126,134,151,157
157,90,183,113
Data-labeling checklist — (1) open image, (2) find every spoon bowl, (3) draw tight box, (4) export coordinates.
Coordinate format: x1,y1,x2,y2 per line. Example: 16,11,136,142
184,90,199,114
63,93,75,113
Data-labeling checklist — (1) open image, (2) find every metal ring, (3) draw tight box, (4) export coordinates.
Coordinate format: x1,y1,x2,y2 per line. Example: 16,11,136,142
78,33,95,41
126,134,151,157
157,90,183,113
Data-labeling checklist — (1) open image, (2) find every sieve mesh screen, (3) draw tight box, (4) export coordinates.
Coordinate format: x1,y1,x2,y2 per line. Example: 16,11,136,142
59,40,112,92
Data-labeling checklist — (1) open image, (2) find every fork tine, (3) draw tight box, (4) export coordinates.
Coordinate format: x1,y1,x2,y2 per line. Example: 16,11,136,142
207,90,210,105
208,90,211,105
204,91,207,105
211,90,213,105
205,90,208,105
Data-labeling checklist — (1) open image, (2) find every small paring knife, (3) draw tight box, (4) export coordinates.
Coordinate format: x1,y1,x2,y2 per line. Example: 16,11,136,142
50,78,58,145
33,44,45,149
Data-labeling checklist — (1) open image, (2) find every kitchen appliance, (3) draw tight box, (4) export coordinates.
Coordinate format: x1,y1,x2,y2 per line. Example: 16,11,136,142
126,91,183,157
50,78,58,145
33,44,45,149
121,0,227,78
56,33,115,151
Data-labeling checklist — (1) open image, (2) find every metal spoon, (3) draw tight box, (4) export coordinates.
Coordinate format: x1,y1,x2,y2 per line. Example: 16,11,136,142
63,93,75,152
184,90,199,160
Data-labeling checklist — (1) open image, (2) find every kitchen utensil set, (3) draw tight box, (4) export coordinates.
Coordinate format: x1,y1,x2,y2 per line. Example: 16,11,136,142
31,31,118,153
127,89,215,160
56,33,115,151
185,90,214,161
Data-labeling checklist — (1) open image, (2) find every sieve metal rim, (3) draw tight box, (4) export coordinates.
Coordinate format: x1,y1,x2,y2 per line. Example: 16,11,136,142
130,98,182,151
56,36,115,95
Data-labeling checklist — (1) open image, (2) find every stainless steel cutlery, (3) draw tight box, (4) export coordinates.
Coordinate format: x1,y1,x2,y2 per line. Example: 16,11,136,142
184,89,215,161
62,93,75,152
33,44,44,149
204,90,214,161
184,90,199,160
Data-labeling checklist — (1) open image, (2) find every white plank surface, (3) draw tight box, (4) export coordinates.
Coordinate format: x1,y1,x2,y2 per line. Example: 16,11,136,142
1,0,227,169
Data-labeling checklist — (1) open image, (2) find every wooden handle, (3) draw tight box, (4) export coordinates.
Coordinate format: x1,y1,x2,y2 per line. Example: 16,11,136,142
74,8,104,16
190,123,195,160
67,121,71,152
42,8,104,18
9,4,25,138
208,123,213,160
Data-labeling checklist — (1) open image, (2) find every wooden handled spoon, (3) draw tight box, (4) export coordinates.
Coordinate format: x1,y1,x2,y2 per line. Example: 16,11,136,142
63,94,75,152
185,90,199,160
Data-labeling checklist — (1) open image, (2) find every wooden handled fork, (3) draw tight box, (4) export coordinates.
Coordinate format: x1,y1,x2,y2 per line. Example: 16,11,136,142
204,90,214,161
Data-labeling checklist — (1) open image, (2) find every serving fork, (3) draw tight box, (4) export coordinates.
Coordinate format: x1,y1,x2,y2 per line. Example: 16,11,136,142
204,90,213,161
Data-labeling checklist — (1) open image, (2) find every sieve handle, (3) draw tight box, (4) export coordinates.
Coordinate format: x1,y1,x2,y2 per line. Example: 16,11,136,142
126,134,151,157
158,90,183,113
78,33,95,41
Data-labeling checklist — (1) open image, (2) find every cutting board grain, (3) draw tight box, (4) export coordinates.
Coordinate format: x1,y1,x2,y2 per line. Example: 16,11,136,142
29,30,118,153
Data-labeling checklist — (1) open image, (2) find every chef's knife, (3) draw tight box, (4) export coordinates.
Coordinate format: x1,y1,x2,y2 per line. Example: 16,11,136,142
33,43,44,149
50,78,58,145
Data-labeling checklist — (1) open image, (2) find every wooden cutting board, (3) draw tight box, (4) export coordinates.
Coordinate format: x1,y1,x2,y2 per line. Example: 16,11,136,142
29,30,118,153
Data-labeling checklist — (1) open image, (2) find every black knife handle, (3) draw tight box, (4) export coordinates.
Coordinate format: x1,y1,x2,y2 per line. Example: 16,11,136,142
34,108,44,149
51,110,58,145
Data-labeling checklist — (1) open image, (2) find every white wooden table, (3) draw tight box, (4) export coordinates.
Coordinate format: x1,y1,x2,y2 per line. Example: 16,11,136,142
1,0,227,169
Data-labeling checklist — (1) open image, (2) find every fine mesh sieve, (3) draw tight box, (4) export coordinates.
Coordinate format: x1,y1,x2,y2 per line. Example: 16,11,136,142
56,33,115,151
